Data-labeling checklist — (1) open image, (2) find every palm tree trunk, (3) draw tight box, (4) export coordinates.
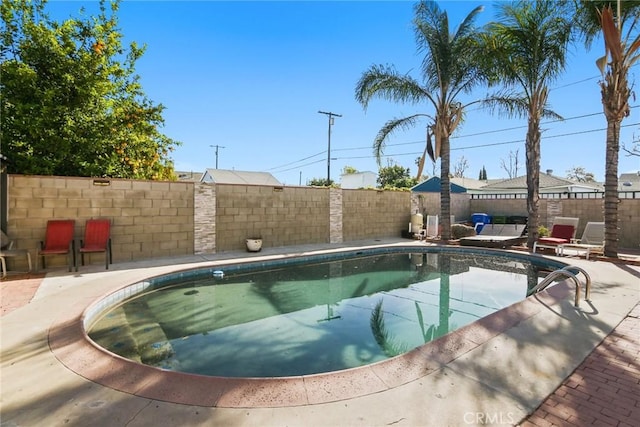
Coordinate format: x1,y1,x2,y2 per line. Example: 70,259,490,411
440,134,451,240
603,120,619,257
525,118,541,250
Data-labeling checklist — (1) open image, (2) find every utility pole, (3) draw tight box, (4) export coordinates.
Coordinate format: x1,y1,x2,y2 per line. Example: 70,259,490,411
209,145,225,169
318,111,341,183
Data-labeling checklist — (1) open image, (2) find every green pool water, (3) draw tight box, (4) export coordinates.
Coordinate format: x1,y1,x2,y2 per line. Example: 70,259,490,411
88,250,553,377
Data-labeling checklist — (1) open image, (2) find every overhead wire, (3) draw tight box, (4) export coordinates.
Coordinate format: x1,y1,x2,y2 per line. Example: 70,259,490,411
267,67,639,174
332,122,640,161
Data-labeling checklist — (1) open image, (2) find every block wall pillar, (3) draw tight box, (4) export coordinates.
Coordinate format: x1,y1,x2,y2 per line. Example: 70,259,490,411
194,183,216,254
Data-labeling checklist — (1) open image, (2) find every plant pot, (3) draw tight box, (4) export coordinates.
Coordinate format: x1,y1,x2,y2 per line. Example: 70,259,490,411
245,238,263,252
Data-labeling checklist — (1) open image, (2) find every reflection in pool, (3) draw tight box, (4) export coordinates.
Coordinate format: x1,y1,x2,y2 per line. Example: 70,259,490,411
87,250,558,377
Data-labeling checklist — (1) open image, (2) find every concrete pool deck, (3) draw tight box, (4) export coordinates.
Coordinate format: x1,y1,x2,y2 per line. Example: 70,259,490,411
1,239,638,426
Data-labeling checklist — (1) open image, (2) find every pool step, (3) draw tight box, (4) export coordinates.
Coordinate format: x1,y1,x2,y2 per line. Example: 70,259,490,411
122,300,175,365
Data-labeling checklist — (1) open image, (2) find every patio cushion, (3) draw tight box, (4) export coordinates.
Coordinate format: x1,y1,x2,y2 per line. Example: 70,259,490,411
537,237,570,245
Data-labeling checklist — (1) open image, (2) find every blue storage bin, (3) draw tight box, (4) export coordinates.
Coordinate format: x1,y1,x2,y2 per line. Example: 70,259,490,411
471,213,491,224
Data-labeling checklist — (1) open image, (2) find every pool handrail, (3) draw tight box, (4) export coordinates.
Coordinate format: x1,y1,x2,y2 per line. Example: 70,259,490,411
530,265,592,308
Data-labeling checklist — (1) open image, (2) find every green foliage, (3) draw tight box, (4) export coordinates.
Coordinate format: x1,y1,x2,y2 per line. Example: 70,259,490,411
0,0,179,179
377,164,417,189
481,0,573,248
342,165,357,174
308,177,334,187
538,225,549,237
478,165,487,180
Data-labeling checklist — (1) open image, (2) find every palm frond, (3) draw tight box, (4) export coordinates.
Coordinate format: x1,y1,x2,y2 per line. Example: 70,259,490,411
482,91,531,120
600,7,622,62
355,64,431,110
370,300,408,358
372,114,431,164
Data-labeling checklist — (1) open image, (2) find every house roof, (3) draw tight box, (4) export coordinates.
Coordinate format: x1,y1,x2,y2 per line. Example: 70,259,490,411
411,177,467,193
176,171,204,182
481,172,602,192
619,171,640,191
201,169,282,186
450,177,489,190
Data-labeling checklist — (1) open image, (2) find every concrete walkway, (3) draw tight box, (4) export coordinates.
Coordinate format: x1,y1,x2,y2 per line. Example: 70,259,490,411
1,240,638,426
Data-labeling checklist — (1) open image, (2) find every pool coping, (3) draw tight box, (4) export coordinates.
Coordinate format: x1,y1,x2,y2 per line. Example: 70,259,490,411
48,245,573,408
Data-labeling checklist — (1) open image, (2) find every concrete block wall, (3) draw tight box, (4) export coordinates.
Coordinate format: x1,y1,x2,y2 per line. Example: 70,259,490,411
214,184,330,252
469,197,640,248
6,175,194,269
342,189,410,240
469,198,528,220
5,175,637,273
618,200,640,249
413,192,471,223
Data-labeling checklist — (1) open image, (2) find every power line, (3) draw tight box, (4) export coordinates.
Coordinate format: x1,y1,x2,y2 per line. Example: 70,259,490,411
268,158,326,174
331,105,639,153
270,65,640,174
266,150,325,172
268,102,639,175
331,122,640,161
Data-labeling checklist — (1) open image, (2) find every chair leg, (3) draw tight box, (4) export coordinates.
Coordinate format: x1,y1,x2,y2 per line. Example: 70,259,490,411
1,257,6,278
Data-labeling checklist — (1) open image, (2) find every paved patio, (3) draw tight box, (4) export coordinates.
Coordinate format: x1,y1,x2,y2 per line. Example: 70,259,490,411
1,239,638,426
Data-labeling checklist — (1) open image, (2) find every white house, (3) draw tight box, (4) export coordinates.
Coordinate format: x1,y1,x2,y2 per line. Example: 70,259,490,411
340,171,377,189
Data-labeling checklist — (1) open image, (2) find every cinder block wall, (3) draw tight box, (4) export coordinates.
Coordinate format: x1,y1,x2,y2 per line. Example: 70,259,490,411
469,197,640,248
413,192,471,223
342,189,410,240
469,198,527,219
6,175,194,268
5,175,638,272
214,184,330,252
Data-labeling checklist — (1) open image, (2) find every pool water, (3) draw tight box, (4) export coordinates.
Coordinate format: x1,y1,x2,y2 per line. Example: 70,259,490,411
88,251,551,377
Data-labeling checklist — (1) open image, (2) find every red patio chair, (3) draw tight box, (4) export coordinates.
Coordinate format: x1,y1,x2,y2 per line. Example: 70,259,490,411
37,220,75,272
77,219,112,271
532,224,575,255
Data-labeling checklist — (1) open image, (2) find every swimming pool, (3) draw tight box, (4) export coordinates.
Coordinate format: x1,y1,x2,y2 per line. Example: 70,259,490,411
85,247,565,378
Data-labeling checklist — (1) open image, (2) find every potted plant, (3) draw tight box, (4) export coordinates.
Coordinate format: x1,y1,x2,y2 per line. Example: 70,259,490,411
245,237,263,252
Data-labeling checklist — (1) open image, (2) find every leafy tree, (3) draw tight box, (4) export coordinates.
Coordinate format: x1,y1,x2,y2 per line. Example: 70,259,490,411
355,1,486,239
481,0,573,249
0,0,179,179
308,178,333,187
566,166,596,182
342,165,358,174
574,0,640,257
478,165,487,180
377,164,417,189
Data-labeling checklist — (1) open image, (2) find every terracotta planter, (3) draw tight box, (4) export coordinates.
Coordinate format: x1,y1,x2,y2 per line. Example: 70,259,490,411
245,238,263,252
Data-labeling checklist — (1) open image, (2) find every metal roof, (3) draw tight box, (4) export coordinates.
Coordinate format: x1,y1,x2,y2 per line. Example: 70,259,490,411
201,169,282,186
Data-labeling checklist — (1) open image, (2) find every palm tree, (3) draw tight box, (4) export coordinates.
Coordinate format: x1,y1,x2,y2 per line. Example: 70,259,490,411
574,0,640,258
480,0,573,249
355,0,485,240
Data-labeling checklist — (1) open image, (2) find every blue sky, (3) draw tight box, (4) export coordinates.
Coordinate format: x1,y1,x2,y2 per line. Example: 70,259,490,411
49,0,639,185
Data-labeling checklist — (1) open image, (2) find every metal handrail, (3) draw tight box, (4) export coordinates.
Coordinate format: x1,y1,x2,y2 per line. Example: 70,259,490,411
530,265,592,308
